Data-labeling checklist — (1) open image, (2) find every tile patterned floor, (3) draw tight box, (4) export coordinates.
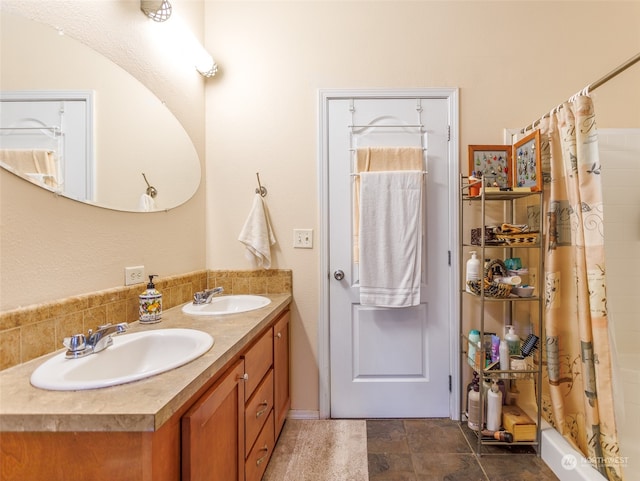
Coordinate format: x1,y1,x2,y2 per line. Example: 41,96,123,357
366,419,560,481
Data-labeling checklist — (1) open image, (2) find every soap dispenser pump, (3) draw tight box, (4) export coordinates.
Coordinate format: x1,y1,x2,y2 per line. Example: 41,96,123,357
139,275,162,323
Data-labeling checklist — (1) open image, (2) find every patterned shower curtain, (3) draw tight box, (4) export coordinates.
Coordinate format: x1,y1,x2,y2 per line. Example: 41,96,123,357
538,95,623,481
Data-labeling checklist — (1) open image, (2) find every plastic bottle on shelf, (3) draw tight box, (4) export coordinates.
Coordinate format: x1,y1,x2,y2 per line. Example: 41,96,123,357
465,251,480,293
505,325,521,356
467,383,481,431
486,380,503,432
499,338,509,378
468,329,481,368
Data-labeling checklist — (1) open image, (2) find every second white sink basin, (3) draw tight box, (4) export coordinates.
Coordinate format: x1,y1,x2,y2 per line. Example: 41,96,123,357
182,295,271,316
30,328,213,391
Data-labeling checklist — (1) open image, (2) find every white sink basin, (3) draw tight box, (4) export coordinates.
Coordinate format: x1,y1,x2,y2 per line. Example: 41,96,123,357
182,295,271,316
30,328,213,391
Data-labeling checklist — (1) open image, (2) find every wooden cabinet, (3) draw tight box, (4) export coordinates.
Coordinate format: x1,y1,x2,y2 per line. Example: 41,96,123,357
0,307,291,481
182,309,290,481
273,311,290,435
182,358,245,481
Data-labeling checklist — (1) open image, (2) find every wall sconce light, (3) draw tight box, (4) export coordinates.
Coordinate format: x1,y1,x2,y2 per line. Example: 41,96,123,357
196,57,218,78
141,0,172,22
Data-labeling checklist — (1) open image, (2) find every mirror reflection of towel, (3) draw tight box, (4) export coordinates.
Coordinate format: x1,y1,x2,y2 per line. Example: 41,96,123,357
138,193,156,212
359,170,423,308
0,149,59,188
238,194,277,269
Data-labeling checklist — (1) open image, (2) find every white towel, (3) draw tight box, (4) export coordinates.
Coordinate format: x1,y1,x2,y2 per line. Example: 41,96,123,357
138,193,156,212
359,171,423,307
238,194,277,269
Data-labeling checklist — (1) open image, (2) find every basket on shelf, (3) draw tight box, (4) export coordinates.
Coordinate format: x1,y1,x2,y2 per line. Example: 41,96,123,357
467,258,512,298
494,223,539,245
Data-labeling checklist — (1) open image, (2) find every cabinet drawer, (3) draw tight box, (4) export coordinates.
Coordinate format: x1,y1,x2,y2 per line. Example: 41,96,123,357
243,328,273,400
245,410,275,481
245,369,274,455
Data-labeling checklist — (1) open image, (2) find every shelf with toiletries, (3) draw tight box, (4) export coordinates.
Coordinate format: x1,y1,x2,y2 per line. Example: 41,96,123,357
458,174,544,454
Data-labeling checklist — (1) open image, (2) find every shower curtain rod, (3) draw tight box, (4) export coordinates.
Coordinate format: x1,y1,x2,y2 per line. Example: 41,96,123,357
520,52,640,133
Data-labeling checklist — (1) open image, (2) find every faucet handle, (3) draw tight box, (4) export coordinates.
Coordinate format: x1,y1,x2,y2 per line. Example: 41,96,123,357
63,333,86,352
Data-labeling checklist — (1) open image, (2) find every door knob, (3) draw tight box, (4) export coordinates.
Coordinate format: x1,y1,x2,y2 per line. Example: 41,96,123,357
334,270,344,281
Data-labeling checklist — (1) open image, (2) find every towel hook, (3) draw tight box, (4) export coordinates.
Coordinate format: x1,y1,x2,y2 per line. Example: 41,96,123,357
255,172,267,197
142,172,158,198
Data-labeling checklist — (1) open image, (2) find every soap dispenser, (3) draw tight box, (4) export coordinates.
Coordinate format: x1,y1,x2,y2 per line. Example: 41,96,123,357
139,275,162,323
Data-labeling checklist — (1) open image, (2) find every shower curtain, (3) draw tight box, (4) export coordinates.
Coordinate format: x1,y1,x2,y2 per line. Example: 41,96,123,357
538,95,623,481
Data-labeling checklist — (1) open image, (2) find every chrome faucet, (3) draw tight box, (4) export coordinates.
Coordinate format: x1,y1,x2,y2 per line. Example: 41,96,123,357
63,322,128,359
193,287,224,304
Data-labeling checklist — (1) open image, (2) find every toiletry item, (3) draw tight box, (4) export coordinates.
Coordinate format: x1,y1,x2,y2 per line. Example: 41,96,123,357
494,275,522,286
467,384,481,431
510,355,528,379
465,371,479,414
490,335,500,363
486,380,503,432
465,251,480,293
468,329,481,368
499,339,509,378
139,274,162,323
520,334,540,357
481,429,513,443
505,326,520,356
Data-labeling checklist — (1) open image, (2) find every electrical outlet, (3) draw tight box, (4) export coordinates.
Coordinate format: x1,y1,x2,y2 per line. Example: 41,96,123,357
293,229,313,249
125,266,145,286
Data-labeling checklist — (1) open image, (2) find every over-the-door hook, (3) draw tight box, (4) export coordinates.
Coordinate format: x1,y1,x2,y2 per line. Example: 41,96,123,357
255,172,267,197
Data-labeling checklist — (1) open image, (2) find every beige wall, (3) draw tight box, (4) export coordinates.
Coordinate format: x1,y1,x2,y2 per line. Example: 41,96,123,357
0,0,207,310
2,0,640,419
203,1,640,414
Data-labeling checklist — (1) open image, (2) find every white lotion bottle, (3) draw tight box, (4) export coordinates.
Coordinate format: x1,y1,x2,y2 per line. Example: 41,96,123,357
505,325,520,356
465,251,480,293
467,384,481,431
486,380,503,432
499,339,509,378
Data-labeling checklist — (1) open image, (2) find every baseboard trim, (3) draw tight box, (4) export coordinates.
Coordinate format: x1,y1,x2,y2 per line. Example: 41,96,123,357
287,410,320,420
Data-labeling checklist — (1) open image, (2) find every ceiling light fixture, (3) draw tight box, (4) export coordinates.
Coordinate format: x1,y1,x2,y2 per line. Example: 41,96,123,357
141,0,172,22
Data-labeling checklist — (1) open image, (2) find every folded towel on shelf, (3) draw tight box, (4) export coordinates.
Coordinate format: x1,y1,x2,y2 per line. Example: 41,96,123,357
353,147,423,263
359,170,423,308
238,194,277,269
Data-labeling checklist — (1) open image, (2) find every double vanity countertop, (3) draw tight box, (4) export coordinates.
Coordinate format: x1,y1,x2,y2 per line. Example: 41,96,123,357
0,293,292,433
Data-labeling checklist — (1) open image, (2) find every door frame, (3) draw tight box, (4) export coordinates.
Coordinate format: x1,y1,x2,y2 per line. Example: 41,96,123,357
317,88,461,420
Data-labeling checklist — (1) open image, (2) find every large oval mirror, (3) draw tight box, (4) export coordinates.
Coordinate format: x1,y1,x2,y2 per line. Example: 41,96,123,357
0,11,200,212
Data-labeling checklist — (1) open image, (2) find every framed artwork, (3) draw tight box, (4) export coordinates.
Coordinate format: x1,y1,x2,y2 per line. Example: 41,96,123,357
513,130,542,191
468,145,512,189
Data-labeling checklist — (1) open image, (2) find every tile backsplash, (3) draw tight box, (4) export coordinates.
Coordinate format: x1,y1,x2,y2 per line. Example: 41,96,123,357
0,269,292,370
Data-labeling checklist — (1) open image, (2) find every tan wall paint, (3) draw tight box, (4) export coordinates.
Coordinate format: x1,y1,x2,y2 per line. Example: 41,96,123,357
0,0,207,310
203,1,640,413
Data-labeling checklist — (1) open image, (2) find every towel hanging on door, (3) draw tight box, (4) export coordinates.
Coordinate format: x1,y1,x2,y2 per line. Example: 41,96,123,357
353,147,423,263
359,170,423,307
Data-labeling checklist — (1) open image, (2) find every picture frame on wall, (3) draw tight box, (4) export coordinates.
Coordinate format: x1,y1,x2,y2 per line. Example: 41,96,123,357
513,130,542,191
468,145,512,189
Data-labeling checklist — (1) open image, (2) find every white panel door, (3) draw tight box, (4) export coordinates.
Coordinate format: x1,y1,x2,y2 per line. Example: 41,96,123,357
327,94,452,418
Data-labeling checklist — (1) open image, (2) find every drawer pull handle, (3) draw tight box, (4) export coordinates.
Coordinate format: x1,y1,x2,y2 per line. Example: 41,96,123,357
276,332,282,339
256,445,269,466
238,373,249,381
256,401,269,418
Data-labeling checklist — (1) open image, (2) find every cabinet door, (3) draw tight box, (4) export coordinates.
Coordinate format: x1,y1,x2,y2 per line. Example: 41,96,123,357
273,310,290,436
182,359,245,481
243,328,273,401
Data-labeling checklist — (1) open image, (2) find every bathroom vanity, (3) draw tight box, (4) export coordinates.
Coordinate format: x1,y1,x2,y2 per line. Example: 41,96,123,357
0,293,291,481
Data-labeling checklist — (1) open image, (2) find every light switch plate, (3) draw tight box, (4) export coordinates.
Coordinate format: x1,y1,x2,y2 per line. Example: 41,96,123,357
293,229,313,249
